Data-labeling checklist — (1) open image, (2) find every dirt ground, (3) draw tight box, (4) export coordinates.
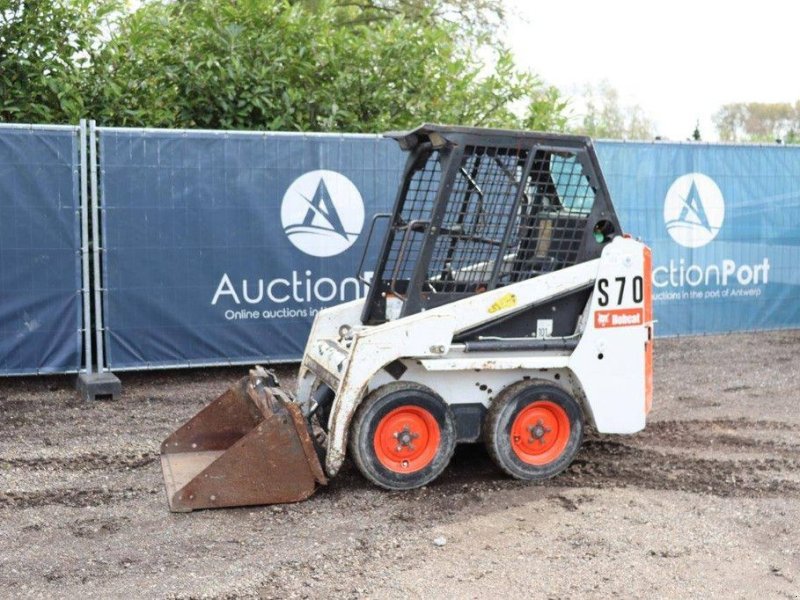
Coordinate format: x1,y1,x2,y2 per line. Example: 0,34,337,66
1,330,799,599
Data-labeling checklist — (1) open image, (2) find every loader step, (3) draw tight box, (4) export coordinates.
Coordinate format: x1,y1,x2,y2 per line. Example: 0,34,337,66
463,337,579,352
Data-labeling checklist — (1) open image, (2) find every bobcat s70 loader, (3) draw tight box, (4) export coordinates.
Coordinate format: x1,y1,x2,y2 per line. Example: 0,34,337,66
160,124,653,511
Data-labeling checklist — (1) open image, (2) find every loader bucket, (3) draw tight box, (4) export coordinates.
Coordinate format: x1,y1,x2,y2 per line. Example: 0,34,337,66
160,368,327,512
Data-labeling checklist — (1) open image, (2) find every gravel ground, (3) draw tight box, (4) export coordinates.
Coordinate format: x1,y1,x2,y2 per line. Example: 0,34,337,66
1,330,799,599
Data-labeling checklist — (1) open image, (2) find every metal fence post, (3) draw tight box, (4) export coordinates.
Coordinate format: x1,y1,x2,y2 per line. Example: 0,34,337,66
79,119,93,374
75,120,121,400
89,120,106,373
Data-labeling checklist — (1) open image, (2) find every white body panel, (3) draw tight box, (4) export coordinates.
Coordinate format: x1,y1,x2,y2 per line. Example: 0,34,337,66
569,238,650,433
297,237,652,477
419,354,570,372
367,359,570,408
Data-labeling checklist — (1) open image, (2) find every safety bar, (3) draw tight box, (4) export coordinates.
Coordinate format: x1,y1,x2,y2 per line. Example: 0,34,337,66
357,212,391,285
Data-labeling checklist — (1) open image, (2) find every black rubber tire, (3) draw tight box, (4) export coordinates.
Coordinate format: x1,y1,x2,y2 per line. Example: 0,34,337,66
484,379,583,481
348,382,457,491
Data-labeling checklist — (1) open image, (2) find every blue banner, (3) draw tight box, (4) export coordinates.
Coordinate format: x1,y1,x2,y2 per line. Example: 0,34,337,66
596,141,800,336
99,130,404,368
0,126,83,374
98,130,800,370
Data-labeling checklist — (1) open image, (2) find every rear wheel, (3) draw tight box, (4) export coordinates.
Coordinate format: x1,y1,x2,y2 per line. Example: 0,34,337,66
349,382,456,490
484,380,583,480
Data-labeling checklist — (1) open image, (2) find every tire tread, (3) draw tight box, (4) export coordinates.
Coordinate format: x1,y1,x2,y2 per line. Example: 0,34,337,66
484,379,583,480
349,382,456,490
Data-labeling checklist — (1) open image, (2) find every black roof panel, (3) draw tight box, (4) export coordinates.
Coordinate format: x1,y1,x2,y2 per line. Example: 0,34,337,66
385,123,593,152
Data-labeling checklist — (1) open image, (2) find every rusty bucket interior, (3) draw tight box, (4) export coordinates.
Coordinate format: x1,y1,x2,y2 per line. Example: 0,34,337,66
160,369,326,512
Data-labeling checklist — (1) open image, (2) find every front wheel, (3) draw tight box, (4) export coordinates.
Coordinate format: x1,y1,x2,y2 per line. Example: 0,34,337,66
484,380,583,480
348,382,456,490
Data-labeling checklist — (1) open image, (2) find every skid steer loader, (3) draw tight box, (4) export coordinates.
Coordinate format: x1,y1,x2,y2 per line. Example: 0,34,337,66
160,124,653,512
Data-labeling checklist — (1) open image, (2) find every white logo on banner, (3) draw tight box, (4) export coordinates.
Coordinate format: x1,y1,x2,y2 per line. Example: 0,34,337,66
281,170,365,257
663,173,725,248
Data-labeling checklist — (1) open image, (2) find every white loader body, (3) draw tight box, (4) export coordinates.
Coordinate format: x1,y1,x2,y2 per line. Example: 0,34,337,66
298,236,653,477
160,124,655,511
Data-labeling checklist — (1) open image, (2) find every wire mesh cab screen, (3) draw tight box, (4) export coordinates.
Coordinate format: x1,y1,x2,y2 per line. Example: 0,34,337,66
362,125,620,325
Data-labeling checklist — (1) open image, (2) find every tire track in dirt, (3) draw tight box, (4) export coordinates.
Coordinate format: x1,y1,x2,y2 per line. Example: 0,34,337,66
651,418,800,432
414,417,800,511
0,486,151,509
0,452,156,471
557,437,800,499
634,419,800,457
552,418,800,499
3,417,797,514
67,515,131,538
0,392,210,430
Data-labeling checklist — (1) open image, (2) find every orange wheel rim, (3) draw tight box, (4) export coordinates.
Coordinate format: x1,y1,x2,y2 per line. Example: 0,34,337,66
510,400,570,465
373,405,440,473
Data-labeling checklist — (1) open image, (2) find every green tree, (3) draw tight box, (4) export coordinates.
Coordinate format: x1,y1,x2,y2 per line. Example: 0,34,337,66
522,85,569,132
0,0,119,123
297,0,505,38
573,81,655,140
713,101,800,143
1,0,566,131
692,120,701,141
86,0,565,132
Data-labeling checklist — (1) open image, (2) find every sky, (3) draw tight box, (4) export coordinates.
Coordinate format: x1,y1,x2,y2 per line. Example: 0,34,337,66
505,0,800,141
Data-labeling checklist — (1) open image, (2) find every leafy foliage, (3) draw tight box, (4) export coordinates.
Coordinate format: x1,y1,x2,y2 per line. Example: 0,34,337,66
1,0,567,133
0,0,120,123
713,102,800,144
573,81,655,140
296,0,506,38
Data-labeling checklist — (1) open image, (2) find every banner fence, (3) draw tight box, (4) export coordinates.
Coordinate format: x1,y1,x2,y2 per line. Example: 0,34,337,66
96,129,404,369
1,124,798,374
0,124,85,375
596,141,800,336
